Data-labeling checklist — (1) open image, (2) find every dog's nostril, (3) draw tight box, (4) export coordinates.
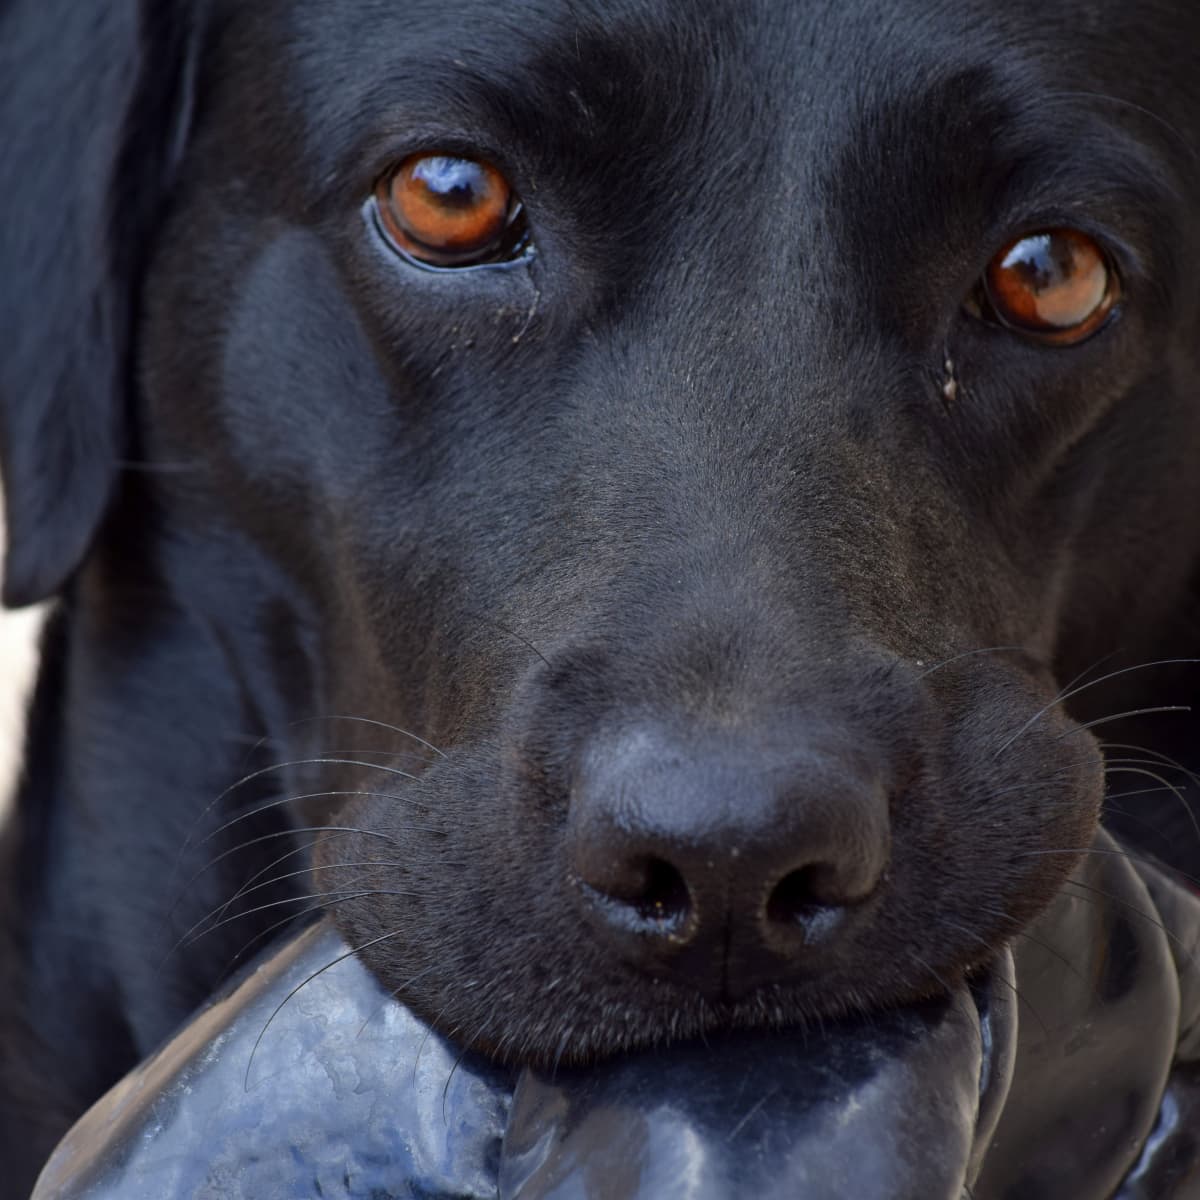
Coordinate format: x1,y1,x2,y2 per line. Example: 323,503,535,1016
766,864,840,926
582,855,692,931
631,857,690,924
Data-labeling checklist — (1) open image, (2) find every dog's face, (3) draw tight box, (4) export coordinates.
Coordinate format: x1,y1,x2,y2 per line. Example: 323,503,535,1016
6,0,1200,1066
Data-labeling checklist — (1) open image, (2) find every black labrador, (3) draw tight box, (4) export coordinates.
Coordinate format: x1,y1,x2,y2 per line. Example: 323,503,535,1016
2,0,1200,1194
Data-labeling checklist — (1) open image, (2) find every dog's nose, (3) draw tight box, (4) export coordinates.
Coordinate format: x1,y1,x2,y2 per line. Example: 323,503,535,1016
567,723,890,997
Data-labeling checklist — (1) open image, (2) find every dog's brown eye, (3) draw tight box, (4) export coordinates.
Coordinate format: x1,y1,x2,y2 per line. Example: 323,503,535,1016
374,154,526,268
980,229,1118,345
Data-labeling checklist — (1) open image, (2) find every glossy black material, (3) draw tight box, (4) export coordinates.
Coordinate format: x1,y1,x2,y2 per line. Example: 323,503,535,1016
32,924,513,1200
972,836,1181,1199
1113,857,1200,1200
32,831,1200,1200
500,973,1005,1200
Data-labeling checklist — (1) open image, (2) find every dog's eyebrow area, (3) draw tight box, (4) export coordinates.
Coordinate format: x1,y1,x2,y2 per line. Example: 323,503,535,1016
820,68,1188,332
268,2,732,194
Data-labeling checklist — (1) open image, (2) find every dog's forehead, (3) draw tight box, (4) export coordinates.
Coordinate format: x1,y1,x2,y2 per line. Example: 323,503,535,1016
210,0,1170,182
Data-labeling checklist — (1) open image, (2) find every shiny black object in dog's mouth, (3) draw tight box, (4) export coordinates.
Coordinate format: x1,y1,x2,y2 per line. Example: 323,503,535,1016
32,919,1017,1200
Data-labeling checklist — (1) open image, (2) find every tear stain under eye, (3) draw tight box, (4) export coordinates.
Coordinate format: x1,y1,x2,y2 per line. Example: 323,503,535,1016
510,278,542,346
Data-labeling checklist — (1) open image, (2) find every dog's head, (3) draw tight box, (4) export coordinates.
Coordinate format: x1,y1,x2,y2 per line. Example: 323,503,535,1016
3,0,1199,1063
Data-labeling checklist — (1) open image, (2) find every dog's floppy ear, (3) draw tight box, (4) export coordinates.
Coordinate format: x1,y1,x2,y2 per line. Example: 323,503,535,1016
0,1,202,607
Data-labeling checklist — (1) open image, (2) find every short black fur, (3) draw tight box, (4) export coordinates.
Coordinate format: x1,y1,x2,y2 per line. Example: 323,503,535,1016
2,0,1199,1194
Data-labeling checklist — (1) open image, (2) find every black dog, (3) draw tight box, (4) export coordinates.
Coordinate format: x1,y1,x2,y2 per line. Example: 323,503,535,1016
3,0,1200,1194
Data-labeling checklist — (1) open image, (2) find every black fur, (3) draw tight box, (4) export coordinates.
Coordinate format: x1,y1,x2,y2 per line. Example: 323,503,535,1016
2,0,1200,1194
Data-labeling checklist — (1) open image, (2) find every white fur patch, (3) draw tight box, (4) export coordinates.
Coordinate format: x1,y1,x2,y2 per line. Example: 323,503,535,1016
0,506,45,821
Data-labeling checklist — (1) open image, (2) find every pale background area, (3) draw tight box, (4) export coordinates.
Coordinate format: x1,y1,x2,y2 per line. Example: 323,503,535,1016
0,504,47,821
